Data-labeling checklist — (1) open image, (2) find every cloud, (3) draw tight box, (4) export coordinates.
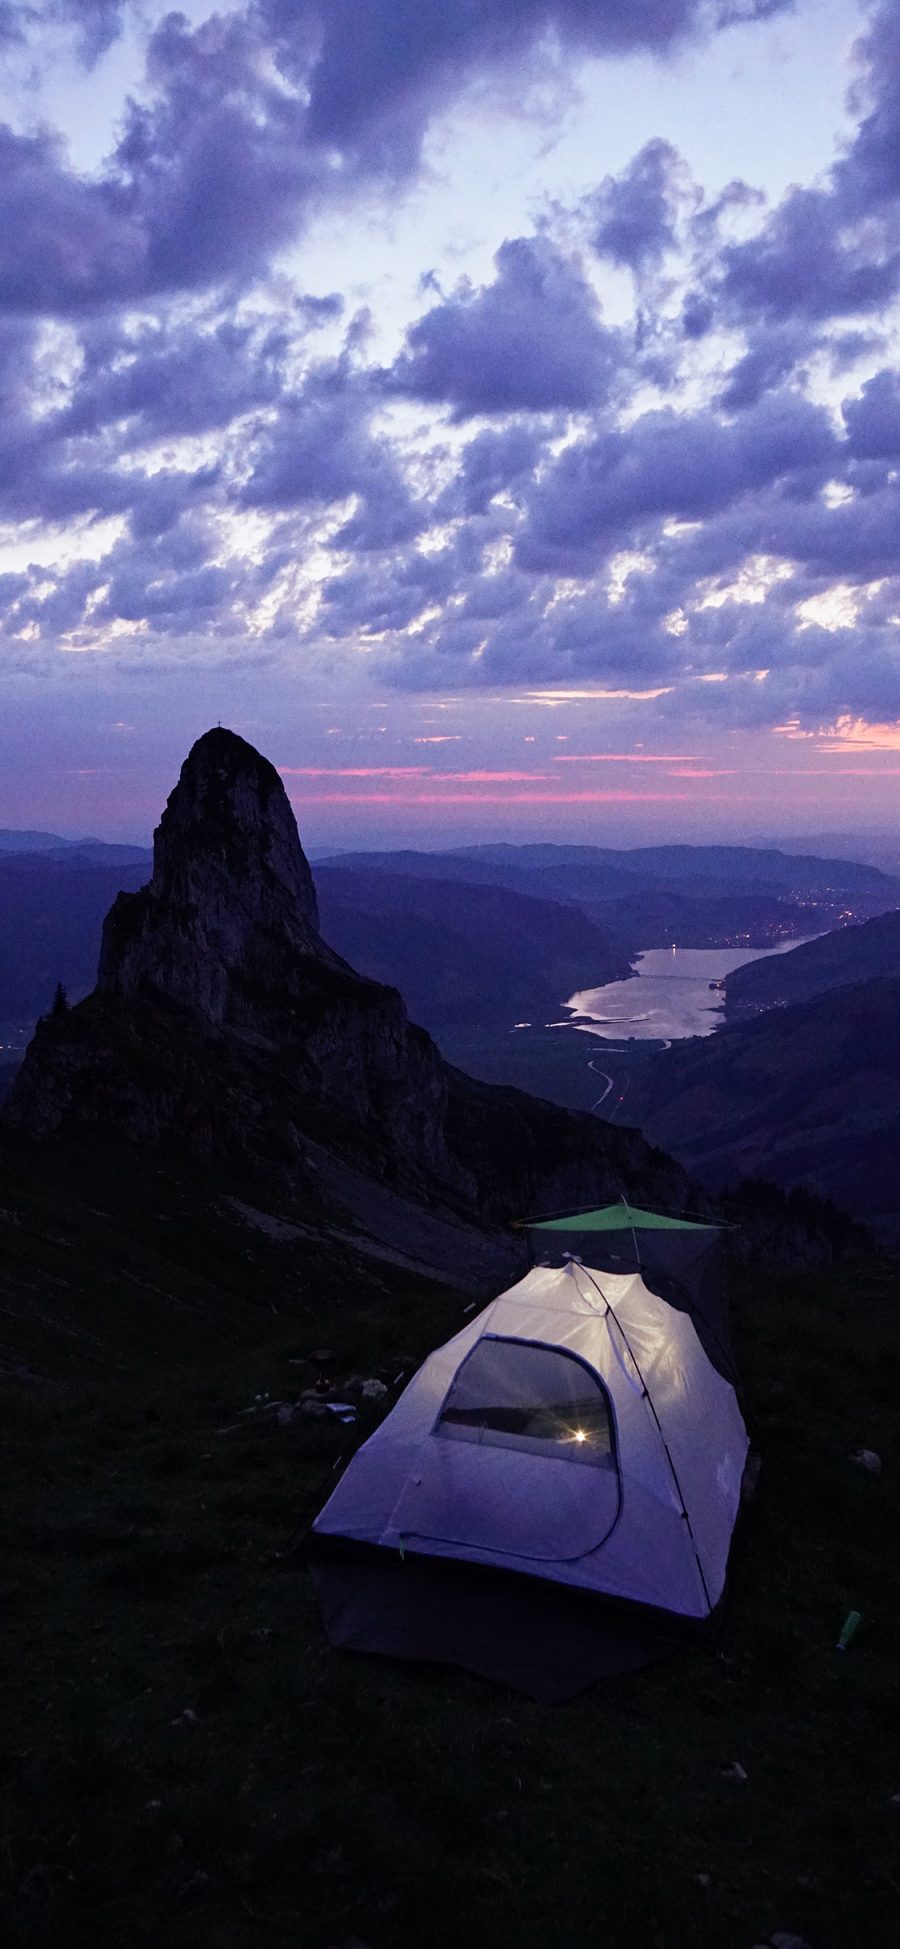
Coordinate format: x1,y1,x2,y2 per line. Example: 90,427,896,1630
719,182,900,322
3,0,899,765
720,1,900,325
318,535,474,638
552,751,701,762
589,139,686,271
392,236,620,416
842,368,900,461
57,313,293,447
516,390,837,571
239,359,425,547
441,424,545,517
0,2,129,69
282,0,785,166
0,124,142,315
49,0,127,66
0,505,250,644
718,323,811,410
0,0,790,322
279,766,430,778
0,12,319,316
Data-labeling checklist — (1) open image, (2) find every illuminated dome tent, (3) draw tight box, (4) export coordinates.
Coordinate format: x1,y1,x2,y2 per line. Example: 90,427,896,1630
308,1206,749,1699
526,1201,738,1385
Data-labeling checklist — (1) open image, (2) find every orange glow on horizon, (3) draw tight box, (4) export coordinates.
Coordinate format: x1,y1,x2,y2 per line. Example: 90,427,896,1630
775,715,900,753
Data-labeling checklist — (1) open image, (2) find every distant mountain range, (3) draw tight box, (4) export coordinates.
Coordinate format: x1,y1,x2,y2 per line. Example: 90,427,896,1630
323,841,900,940
4,820,900,1247
9,829,896,1045
766,832,900,877
0,848,627,1038
0,830,150,864
0,828,84,852
453,840,899,899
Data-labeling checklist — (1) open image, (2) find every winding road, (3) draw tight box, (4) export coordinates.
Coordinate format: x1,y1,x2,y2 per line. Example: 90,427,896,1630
587,1057,631,1119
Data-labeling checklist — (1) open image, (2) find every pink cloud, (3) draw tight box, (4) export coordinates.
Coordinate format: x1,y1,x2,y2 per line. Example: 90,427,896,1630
278,766,430,778
287,788,694,804
553,752,701,763
792,767,900,776
439,770,553,783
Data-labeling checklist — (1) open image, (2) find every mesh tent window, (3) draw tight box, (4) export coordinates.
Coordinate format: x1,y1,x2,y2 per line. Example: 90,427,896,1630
436,1336,615,1470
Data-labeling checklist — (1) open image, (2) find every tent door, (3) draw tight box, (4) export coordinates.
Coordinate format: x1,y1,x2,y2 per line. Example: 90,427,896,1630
389,1436,620,1563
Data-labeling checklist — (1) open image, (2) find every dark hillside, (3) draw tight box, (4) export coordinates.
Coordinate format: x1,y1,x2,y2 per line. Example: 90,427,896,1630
627,972,900,1241
726,906,900,1016
583,886,812,949
0,1126,498,1385
315,866,630,1033
2,1253,898,1948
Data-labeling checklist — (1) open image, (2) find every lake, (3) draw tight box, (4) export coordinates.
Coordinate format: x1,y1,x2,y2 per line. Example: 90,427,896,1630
564,939,817,1044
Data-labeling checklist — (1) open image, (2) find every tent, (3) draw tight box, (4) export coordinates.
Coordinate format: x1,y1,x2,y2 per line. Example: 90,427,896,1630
308,1209,749,1699
523,1200,737,1384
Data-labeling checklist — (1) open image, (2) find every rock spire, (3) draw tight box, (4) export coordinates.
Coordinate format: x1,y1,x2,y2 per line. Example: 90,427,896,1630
98,727,335,1030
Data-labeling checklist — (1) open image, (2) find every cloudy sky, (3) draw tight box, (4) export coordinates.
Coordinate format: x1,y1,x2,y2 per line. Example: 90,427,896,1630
2,0,900,845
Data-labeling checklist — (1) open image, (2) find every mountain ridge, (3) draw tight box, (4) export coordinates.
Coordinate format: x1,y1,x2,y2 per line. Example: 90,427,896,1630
726,907,900,1016
4,729,691,1318
626,969,900,1242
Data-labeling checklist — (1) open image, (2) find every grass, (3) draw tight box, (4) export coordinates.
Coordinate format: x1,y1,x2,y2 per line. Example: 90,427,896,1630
0,1128,478,1385
2,1258,900,1948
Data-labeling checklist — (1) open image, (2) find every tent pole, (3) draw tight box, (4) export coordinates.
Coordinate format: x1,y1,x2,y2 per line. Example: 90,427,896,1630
580,1265,715,1617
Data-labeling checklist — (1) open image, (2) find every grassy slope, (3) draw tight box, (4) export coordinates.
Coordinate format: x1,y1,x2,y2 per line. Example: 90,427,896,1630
624,975,900,1229
0,1127,516,1385
3,1260,900,1949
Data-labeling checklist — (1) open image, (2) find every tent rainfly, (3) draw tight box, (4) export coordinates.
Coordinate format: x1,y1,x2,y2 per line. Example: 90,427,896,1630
308,1207,750,1699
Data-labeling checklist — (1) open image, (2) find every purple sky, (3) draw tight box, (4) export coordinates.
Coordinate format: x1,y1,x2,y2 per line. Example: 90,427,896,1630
1,0,900,845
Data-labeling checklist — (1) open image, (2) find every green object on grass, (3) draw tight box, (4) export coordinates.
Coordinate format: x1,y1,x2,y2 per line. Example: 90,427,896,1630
836,1609,862,1650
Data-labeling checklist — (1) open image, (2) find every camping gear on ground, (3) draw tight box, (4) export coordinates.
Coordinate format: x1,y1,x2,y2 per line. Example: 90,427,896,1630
308,1205,749,1699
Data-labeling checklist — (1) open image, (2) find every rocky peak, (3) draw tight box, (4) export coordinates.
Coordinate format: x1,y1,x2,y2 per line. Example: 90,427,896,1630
151,728,320,933
5,726,695,1267
97,727,336,1030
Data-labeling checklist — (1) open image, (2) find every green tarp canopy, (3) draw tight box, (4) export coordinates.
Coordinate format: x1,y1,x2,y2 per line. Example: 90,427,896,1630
521,1202,735,1382
524,1202,719,1233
